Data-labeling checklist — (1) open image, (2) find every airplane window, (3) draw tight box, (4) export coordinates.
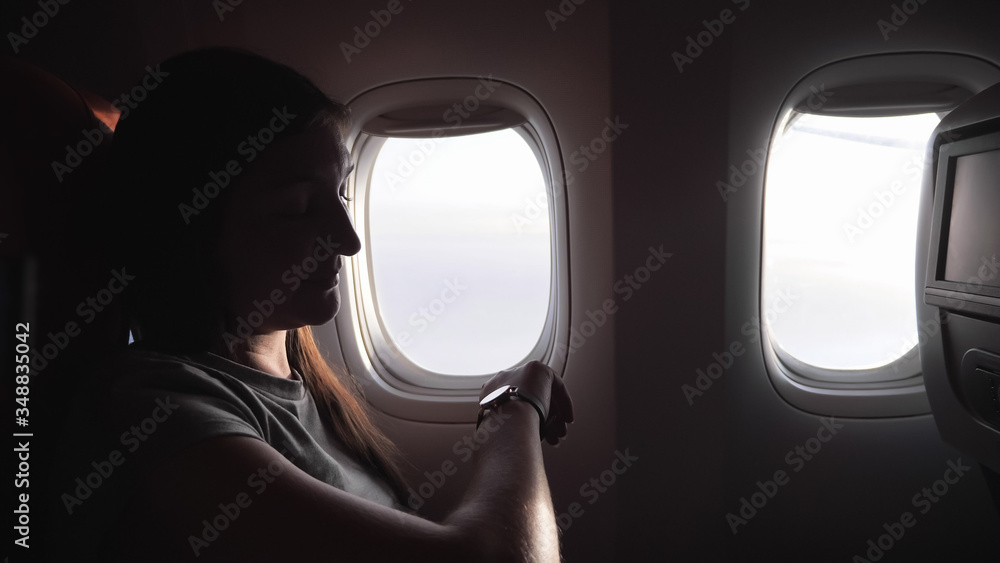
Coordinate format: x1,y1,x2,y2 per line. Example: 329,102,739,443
763,112,941,372
365,129,551,375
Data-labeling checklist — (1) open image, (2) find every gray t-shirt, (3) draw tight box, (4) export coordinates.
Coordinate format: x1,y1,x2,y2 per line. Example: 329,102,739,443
46,348,406,561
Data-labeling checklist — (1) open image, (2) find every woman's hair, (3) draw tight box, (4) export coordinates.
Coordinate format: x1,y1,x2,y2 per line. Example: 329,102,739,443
99,48,407,496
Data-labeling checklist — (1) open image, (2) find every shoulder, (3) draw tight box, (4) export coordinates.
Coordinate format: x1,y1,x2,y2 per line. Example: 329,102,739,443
44,350,270,562
105,347,233,389
100,348,259,411
83,348,269,453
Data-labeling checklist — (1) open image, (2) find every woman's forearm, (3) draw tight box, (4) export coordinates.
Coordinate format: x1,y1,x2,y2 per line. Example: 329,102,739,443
443,399,560,562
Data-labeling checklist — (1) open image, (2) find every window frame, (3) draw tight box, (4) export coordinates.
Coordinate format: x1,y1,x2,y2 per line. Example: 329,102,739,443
352,128,556,389
759,53,1000,417
328,78,570,423
763,109,934,384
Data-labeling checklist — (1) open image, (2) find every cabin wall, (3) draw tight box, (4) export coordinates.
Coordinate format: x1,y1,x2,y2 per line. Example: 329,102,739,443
610,2,733,560
725,2,1000,560
612,0,1000,560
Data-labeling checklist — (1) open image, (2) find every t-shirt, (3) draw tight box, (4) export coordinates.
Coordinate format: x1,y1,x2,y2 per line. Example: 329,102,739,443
45,348,406,561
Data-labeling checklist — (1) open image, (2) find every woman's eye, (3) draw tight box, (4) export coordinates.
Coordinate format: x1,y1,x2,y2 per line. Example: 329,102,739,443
339,179,352,202
274,198,310,217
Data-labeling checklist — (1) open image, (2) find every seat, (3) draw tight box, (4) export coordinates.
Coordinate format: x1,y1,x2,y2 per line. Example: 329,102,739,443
0,54,128,550
917,80,1000,513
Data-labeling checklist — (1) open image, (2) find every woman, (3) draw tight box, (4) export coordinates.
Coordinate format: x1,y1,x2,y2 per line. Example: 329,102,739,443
50,48,573,562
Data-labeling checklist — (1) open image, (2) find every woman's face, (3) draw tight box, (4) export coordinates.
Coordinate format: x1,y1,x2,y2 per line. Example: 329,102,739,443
216,124,361,333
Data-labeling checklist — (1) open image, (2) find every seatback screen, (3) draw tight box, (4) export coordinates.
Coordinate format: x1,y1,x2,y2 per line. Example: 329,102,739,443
944,149,1000,287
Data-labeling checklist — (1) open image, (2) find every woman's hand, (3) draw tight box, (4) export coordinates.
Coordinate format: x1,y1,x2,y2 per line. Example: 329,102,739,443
480,361,574,445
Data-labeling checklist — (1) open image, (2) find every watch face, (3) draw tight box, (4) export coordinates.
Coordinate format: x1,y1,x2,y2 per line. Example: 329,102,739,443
481,384,513,406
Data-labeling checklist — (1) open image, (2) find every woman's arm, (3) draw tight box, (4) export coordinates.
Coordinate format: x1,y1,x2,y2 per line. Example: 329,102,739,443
123,364,570,562
444,399,560,561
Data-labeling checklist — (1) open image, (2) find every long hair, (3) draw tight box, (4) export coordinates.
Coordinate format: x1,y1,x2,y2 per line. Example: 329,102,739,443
98,48,407,496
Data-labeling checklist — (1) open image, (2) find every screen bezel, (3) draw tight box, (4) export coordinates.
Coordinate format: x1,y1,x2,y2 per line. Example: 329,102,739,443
925,128,1000,318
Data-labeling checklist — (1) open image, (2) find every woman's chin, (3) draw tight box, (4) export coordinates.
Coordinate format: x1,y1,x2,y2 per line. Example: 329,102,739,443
292,294,341,326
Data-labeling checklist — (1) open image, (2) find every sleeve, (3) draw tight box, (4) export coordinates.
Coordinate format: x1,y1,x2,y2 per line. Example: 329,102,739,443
43,351,268,562
96,350,267,473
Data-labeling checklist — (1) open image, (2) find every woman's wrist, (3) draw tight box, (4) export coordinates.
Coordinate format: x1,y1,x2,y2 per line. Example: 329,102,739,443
477,398,539,436
477,386,546,441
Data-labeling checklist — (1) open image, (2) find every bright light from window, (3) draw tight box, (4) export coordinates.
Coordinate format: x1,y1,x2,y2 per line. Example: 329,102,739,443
367,129,551,375
763,112,941,371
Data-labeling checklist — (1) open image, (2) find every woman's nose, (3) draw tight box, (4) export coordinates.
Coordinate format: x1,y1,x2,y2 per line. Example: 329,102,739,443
330,198,362,257
337,223,362,257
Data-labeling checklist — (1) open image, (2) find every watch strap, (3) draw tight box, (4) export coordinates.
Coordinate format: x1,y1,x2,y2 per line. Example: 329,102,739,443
477,385,546,440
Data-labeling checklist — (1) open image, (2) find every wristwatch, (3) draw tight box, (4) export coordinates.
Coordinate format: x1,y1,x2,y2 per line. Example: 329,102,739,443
477,384,547,440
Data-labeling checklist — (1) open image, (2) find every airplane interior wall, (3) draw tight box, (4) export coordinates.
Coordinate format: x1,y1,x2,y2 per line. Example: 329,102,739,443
6,0,1000,561
613,0,1000,561
725,2,1000,559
